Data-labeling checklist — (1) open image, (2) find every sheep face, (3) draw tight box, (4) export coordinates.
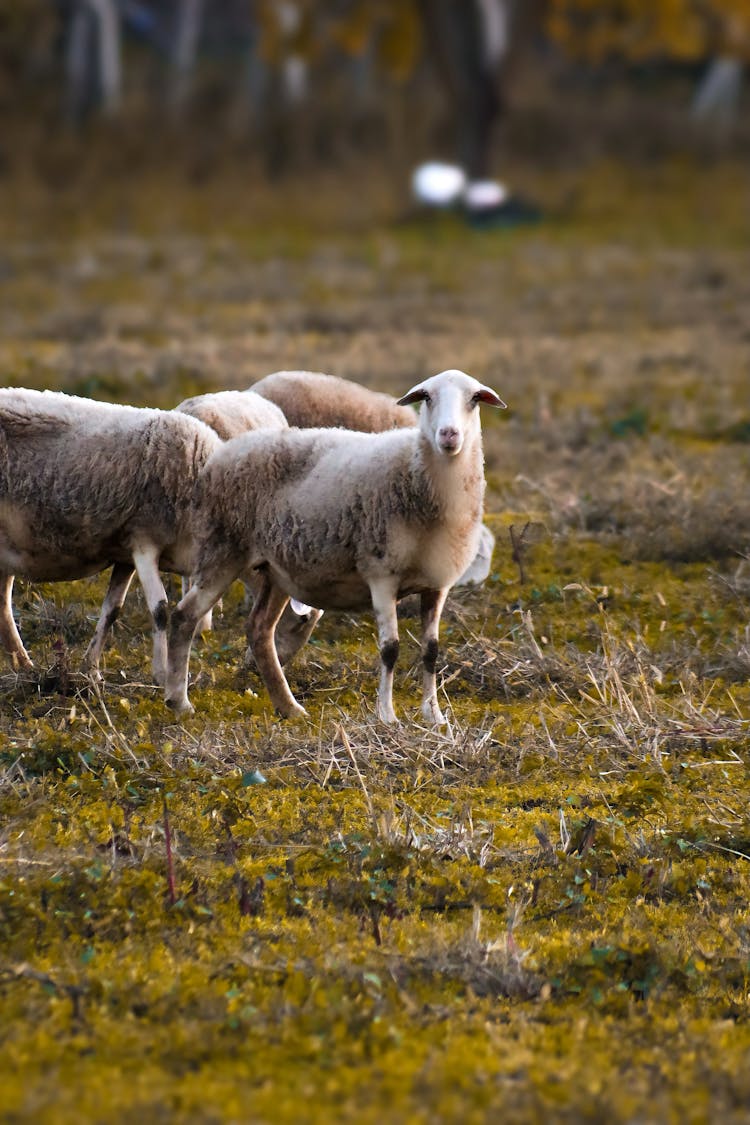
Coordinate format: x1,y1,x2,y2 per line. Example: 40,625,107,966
397,369,506,457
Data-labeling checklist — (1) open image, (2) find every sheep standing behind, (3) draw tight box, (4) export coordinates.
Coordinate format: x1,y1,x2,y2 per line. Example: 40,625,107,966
0,388,221,683
175,390,288,440
251,370,417,431
165,369,505,724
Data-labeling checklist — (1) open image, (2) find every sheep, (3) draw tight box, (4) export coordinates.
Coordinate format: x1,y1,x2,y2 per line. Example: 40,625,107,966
164,369,506,724
174,389,288,440
182,379,490,651
0,387,222,683
179,374,497,593
251,370,417,432
251,369,497,587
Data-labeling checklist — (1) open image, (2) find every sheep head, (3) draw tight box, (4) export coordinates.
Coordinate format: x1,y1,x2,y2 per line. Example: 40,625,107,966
398,369,506,457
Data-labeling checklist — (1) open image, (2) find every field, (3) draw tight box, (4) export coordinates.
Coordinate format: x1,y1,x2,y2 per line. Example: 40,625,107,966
1,158,749,1123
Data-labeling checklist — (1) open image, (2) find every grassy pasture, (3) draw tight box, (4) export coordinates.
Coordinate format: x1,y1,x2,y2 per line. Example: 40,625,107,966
0,160,749,1122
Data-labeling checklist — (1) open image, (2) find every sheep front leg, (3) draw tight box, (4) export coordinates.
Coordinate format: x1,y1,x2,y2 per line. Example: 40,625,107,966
132,544,171,686
0,574,33,671
81,563,135,679
370,578,400,724
247,571,307,719
420,588,449,726
165,565,240,715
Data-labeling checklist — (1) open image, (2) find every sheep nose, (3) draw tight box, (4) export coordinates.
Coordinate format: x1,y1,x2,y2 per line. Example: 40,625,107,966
438,426,461,452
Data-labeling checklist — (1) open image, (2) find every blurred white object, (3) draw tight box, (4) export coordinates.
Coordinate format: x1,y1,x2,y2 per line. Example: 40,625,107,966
282,55,308,104
412,162,467,207
692,58,743,127
463,180,509,211
291,598,316,617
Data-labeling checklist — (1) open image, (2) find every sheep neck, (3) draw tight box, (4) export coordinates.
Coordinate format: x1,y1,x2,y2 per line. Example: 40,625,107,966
414,429,485,528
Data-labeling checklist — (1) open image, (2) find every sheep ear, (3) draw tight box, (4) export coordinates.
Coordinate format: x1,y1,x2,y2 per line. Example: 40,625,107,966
397,385,430,406
473,386,507,409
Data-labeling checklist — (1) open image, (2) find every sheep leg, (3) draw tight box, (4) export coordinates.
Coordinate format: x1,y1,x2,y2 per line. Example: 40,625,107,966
370,578,400,724
165,565,240,715
420,588,449,726
182,575,215,635
0,574,33,671
132,543,171,686
81,563,135,679
247,572,307,719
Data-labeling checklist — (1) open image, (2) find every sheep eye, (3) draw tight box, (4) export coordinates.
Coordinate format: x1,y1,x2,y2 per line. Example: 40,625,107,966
470,393,480,408
423,393,432,406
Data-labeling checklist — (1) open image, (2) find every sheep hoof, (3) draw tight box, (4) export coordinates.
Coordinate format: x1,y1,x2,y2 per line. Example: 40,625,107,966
278,701,308,720
422,704,447,727
165,695,194,717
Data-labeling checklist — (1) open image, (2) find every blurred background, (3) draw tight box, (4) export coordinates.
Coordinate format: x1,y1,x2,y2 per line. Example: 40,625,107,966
1,0,749,228
0,0,748,419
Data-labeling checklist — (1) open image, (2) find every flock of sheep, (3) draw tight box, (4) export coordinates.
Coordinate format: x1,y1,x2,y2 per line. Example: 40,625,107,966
0,369,505,724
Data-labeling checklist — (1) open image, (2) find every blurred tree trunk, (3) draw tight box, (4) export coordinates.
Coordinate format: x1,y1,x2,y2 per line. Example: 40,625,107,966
65,0,121,122
168,0,204,116
691,58,743,130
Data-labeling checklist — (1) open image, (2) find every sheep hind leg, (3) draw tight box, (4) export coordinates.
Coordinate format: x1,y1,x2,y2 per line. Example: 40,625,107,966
165,566,239,715
182,575,216,635
81,563,135,680
132,543,171,686
247,573,307,719
370,578,400,724
420,587,449,726
0,574,33,671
